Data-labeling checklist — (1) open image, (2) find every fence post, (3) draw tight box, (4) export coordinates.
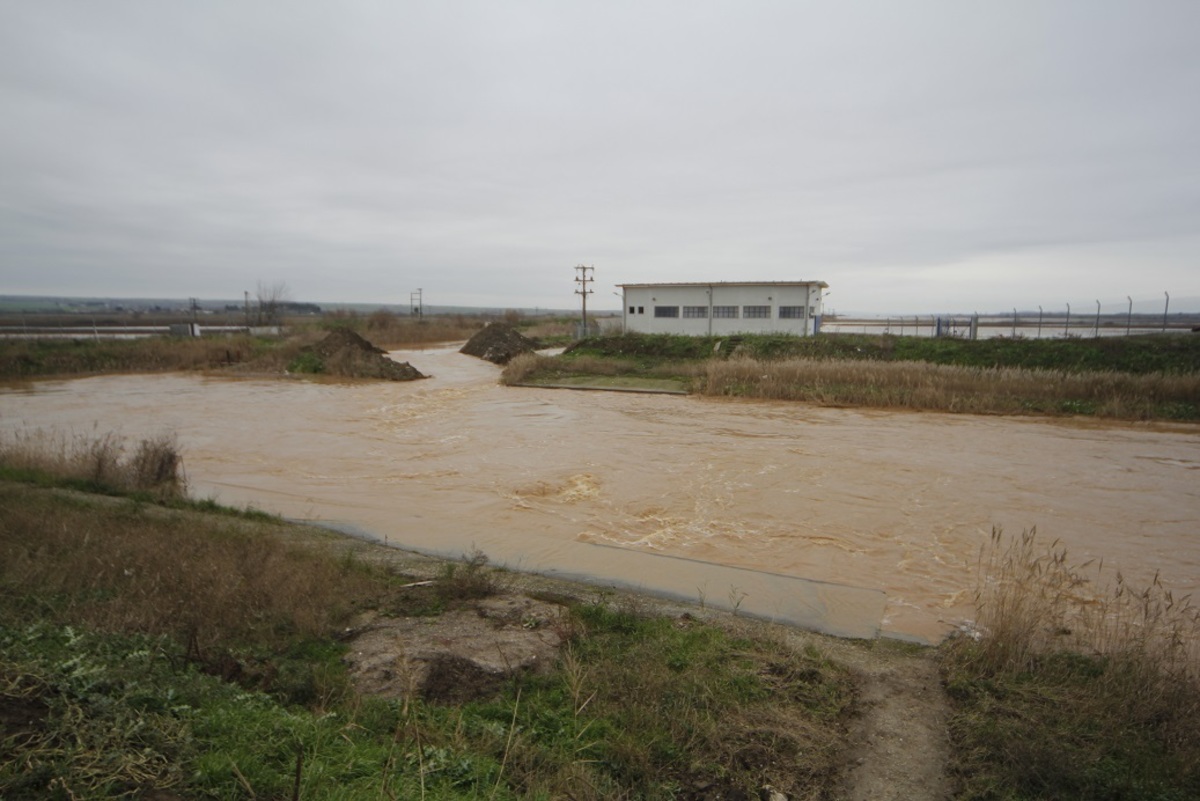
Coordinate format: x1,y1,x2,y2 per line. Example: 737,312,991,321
1065,303,1071,337
1126,296,1133,336
1094,300,1101,338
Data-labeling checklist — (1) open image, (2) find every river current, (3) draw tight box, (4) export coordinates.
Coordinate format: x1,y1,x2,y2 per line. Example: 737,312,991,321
2,346,1197,641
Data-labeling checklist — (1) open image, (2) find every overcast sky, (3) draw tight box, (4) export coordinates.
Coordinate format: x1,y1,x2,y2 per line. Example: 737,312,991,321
2,1,1197,314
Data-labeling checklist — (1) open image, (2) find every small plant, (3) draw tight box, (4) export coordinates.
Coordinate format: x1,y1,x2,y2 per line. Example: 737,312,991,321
434,548,502,601
286,350,325,374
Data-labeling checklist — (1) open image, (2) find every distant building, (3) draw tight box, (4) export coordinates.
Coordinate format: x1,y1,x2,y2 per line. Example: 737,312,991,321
617,281,828,336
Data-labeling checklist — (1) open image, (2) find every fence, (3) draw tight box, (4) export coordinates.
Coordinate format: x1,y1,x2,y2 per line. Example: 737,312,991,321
821,293,1200,340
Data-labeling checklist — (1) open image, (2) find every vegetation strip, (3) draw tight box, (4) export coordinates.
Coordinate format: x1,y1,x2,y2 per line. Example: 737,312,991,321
506,332,1200,421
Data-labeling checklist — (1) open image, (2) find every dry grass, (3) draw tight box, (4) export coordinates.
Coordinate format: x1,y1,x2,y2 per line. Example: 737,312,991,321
697,356,1200,418
0,429,186,500
499,352,549,384
0,483,377,658
969,528,1200,671
942,528,1200,797
327,310,492,347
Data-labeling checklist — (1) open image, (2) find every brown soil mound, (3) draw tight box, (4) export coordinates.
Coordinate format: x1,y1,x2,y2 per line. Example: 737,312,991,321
301,328,427,381
459,322,538,365
311,327,387,358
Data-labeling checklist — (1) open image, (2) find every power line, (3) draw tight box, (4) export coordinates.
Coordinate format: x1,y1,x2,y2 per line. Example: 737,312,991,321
574,264,594,334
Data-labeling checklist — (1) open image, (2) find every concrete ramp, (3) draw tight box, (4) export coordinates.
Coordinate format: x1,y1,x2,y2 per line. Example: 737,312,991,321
542,541,887,640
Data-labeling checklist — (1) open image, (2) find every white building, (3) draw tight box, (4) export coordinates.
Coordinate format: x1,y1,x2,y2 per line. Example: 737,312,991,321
617,281,828,336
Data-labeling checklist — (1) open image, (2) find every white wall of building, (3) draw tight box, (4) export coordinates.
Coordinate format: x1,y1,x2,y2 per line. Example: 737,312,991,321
620,283,825,336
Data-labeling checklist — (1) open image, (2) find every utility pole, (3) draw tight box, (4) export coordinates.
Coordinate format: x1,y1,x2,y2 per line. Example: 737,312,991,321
574,264,594,336
410,288,423,320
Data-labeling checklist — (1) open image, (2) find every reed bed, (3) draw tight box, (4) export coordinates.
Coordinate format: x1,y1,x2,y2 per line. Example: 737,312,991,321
942,528,1200,797
698,356,1200,419
0,429,186,500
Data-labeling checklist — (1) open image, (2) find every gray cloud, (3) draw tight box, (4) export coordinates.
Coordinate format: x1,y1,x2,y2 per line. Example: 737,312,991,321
2,0,1198,313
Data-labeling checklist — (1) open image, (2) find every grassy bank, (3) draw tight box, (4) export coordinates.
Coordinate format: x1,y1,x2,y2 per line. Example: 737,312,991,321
514,333,1200,421
566,331,1200,375
0,435,857,800
941,530,1200,799
0,334,285,379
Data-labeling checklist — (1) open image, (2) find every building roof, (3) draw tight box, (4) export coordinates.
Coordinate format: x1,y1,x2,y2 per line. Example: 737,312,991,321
616,280,829,289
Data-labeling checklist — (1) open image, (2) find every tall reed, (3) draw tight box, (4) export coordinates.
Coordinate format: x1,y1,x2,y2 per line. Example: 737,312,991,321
943,527,1200,797
0,429,186,500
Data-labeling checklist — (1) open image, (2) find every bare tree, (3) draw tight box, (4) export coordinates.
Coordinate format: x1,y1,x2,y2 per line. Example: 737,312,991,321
255,281,291,326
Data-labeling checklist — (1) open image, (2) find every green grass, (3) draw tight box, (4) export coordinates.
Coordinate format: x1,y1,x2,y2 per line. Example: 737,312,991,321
567,331,1200,375
0,334,284,379
0,444,857,800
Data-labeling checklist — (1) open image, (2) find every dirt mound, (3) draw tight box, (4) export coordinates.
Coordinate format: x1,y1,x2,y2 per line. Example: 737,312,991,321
459,322,538,365
311,327,387,358
298,328,427,381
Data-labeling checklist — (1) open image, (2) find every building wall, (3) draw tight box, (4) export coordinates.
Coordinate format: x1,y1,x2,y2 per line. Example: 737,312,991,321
621,284,822,335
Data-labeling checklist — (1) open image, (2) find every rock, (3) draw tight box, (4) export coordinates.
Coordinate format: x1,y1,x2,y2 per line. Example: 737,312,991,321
459,322,538,365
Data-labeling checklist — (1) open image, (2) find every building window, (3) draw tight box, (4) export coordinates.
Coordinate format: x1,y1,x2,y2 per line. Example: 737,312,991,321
743,305,770,319
654,306,680,318
682,306,708,318
629,306,636,314
712,305,738,318
778,306,806,319
638,306,644,314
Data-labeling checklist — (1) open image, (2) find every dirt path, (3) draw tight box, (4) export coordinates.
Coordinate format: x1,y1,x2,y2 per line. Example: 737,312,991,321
831,641,953,801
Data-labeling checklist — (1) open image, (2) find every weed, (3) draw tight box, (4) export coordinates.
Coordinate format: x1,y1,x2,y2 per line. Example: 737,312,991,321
434,549,503,602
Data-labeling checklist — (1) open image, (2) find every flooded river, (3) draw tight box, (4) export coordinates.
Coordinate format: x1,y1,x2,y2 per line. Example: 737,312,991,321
2,346,1198,642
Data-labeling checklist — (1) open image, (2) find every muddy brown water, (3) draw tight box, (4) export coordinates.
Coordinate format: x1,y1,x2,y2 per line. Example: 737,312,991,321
2,345,1197,642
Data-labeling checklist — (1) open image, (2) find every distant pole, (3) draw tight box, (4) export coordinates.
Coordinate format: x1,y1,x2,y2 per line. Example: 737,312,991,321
1126,296,1133,336
574,264,594,335
1012,308,1017,338
244,291,250,328
1037,305,1043,339
1093,299,1101,339
1064,302,1071,337
1162,291,1170,332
